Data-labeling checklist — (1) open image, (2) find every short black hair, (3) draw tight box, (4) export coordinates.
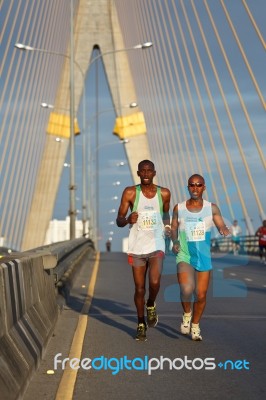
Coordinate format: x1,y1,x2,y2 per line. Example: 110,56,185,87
188,174,205,184
138,160,155,170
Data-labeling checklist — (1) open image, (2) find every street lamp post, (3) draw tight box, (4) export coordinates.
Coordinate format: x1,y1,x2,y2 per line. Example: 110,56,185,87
41,100,87,236
90,139,129,245
15,41,152,242
15,45,90,239
69,0,75,238
86,103,137,247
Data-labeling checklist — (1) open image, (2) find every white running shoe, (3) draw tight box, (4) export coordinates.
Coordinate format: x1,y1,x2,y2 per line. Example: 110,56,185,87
191,324,202,341
180,312,192,334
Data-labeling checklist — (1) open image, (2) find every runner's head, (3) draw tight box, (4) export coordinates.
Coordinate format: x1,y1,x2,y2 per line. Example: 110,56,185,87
137,160,156,186
187,174,205,199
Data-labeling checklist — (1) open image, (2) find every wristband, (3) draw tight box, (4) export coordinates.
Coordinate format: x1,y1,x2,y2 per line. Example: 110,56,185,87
164,224,171,229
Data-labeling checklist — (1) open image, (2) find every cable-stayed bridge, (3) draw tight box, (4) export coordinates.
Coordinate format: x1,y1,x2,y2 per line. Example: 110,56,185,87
1,0,265,252
0,2,266,398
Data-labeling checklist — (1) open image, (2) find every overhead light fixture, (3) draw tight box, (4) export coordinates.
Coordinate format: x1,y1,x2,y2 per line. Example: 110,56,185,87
129,102,138,108
14,43,34,51
133,42,153,49
41,102,54,109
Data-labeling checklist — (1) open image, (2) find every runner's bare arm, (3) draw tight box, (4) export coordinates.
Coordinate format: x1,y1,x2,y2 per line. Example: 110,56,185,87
161,187,171,226
116,187,138,227
171,204,180,253
212,203,230,236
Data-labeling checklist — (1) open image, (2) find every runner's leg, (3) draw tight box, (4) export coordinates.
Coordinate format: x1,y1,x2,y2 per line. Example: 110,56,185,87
192,270,211,324
177,262,195,313
147,255,163,306
132,264,148,324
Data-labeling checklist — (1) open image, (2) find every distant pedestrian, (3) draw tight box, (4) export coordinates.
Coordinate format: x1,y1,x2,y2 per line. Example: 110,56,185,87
255,220,266,264
116,160,171,341
231,220,242,255
171,174,230,341
106,240,111,252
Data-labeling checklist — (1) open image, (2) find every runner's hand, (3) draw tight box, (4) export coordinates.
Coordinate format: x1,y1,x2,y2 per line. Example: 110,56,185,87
127,212,138,224
172,242,180,254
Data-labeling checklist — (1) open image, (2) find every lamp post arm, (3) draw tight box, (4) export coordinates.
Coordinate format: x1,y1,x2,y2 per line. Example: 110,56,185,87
86,102,137,129
15,44,87,81
15,42,152,78
15,40,153,74
88,44,151,69
93,140,128,156
87,108,116,128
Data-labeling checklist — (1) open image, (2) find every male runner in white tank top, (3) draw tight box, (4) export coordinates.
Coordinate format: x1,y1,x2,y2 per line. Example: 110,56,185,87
116,160,171,341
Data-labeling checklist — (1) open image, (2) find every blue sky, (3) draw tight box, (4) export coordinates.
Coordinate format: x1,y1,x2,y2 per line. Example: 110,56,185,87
52,1,266,252
1,0,265,252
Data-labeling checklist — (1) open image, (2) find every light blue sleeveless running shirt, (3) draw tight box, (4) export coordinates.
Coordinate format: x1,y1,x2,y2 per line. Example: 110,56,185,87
176,200,213,271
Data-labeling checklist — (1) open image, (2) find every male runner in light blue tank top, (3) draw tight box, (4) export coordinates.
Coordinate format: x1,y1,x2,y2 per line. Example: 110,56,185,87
116,160,171,341
171,174,230,341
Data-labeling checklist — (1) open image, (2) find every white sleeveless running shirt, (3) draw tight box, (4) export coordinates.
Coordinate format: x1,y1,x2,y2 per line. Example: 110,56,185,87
128,186,165,255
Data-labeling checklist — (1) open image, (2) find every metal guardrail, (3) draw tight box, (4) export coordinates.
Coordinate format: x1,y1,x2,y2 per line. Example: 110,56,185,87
33,238,95,285
211,235,259,256
0,237,95,285
0,237,94,400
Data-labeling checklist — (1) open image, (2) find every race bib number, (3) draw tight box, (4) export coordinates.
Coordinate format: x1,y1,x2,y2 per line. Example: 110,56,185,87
185,221,206,241
138,211,158,231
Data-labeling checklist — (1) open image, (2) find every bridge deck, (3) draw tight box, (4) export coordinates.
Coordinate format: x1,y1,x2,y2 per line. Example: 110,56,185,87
24,251,266,400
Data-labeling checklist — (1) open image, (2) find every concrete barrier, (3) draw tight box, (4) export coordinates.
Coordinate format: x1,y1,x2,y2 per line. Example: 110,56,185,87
0,238,93,400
